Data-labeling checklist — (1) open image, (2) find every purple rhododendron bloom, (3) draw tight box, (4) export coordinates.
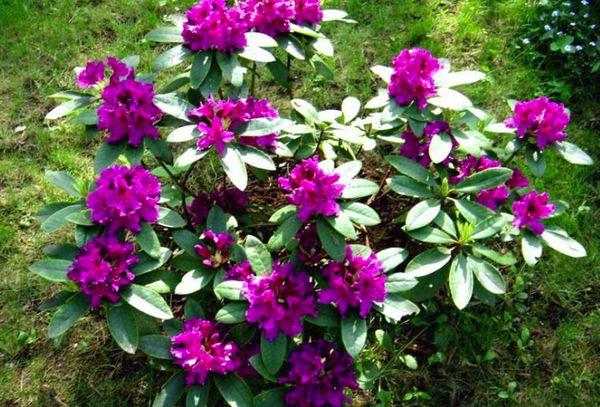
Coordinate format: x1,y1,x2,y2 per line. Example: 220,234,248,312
296,223,325,265
76,60,106,89
242,261,317,340
294,0,323,25
188,186,248,227
239,0,295,36
188,96,280,156
319,246,386,318
67,236,138,308
170,318,239,385
106,56,134,85
400,121,455,166
226,260,254,281
512,190,555,235
506,167,530,189
388,48,442,110
280,339,358,407
476,185,511,211
87,165,161,234
98,78,163,147
278,156,346,222
504,97,570,149
194,230,236,268
235,342,260,378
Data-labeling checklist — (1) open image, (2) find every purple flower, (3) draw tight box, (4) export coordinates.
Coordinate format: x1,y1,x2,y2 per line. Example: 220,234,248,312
476,185,510,211
87,165,161,234
506,167,530,189
294,0,323,25
194,230,236,268
170,318,239,385
106,56,134,85
319,246,386,318
76,60,106,89
98,79,163,147
188,96,280,156
67,237,137,308
280,339,358,407
188,186,248,227
182,0,249,53
512,190,555,235
278,156,346,222
239,0,295,36
450,155,502,184
400,121,455,166
296,223,325,265
504,97,570,149
388,48,442,110
226,260,254,281
242,261,317,340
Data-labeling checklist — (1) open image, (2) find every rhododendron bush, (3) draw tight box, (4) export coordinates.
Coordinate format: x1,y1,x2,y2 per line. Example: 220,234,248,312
34,1,593,405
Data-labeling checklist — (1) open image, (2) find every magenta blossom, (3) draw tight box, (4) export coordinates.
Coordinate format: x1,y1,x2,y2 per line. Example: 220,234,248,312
242,261,317,340
189,186,248,227
182,0,248,53
76,60,106,89
296,223,325,265
188,96,280,156
294,0,323,25
512,190,555,235
319,246,387,318
194,230,236,268
171,318,239,385
226,260,254,281
98,78,163,147
280,339,358,407
506,167,530,189
400,121,455,166
476,185,511,211
67,237,137,308
106,56,134,85
388,48,442,110
239,0,295,36
278,156,346,222
504,97,570,149
87,165,161,234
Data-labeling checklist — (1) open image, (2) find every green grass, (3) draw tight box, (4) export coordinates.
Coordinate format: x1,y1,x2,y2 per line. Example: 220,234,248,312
1,0,598,405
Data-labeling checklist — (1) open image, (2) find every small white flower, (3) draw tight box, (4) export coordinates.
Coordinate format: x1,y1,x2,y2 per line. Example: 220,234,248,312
557,31,564,35
565,45,575,52
581,0,589,5
522,38,531,44
590,24,597,29
590,41,597,47
575,45,583,51
570,22,576,26
552,10,560,17
544,24,552,31
570,11,575,16
584,13,589,18
564,1,571,6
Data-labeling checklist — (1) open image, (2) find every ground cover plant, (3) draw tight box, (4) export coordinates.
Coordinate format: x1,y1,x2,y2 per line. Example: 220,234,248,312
1,0,599,405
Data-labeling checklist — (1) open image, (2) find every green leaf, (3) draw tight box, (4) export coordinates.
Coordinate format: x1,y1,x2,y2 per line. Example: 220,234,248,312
124,144,144,165
471,215,506,239
278,36,305,60
158,207,186,228
269,205,297,223
140,334,172,359
245,235,272,276
146,138,174,164
175,270,214,295
249,355,278,382
153,373,185,407
47,293,89,338
237,118,287,137
206,206,227,233
153,45,193,71
216,302,248,324
40,203,85,233
526,149,546,178
467,255,505,294
371,65,393,83
261,332,287,375
376,247,409,272
220,146,247,191
322,9,349,21
245,32,278,48
217,52,245,87
541,226,587,258
268,215,303,250
173,230,201,255
405,199,441,231
107,304,138,354
375,294,419,322
316,219,346,261
200,58,222,98
291,99,319,123
189,51,213,89
553,141,593,165
43,243,79,260
305,305,339,327
433,210,457,237
449,254,473,310
428,132,453,164
214,280,245,301
454,168,513,193
341,96,361,123
238,46,275,63
174,148,209,168
341,313,367,358
145,26,183,43
385,155,435,186
289,23,325,38
340,202,380,226
137,222,162,258
254,388,287,407
333,160,362,182
94,142,126,173
472,245,517,266
167,125,198,143
236,145,276,171
407,226,455,244
184,298,205,319
341,178,379,199
65,210,93,226
121,284,173,319
387,176,433,198
325,211,357,239
454,199,494,224
522,232,542,266
46,171,80,196
186,385,210,407
386,273,419,293
405,248,452,277
214,374,254,407
45,96,96,120
153,93,194,122
29,258,71,282
267,59,290,88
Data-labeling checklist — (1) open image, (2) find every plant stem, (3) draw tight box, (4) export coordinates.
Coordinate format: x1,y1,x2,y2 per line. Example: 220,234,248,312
312,129,325,156
503,143,525,166
250,62,257,97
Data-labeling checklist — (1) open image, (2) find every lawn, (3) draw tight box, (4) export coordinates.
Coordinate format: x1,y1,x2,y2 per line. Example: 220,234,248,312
0,0,598,405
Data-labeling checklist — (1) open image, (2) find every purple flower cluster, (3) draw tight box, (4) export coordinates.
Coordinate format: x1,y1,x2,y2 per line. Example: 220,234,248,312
296,223,325,265
182,0,249,53
505,97,570,149
278,156,346,222
388,48,442,110
280,339,358,407
242,261,317,340
512,190,555,235
294,0,324,26
400,121,456,166
194,230,236,268
319,246,387,318
67,237,138,308
87,165,161,234
170,318,239,385
188,186,248,227
226,260,254,281
75,56,134,89
451,155,530,211
239,0,296,36
188,96,280,156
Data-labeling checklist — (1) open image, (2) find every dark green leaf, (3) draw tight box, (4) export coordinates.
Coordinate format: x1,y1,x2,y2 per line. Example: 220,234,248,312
215,302,248,324
45,171,80,196
153,45,193,71
140,335,173,359
154,93,194,122
152,373,185,407
449,254,473,310
175,269,214,295
316,218,346,261
145,26,183,43
94,142,126,173
454,168,513,193
121,284,173,319
158,207,186,228
341,313,367,358
261,333,287,375
29,258,71,282
387,176,433,198
200,59,222,98
41,203,85,233
47,293,89,338
214,280,245,301
214,374,254,407
245,235,272,276
191,51,213,89
107,304,138,354
137,222,162,258
186,385,210,407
